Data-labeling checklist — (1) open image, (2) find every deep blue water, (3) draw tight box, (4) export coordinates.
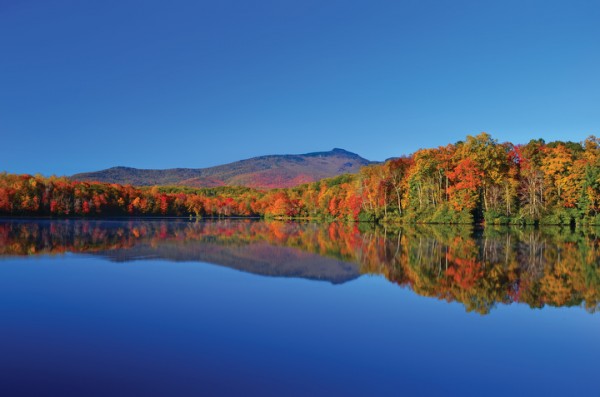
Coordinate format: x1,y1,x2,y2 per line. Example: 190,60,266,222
0,219,598,396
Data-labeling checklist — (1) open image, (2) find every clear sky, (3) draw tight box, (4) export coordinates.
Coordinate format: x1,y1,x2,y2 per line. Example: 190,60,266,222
1,0,599,176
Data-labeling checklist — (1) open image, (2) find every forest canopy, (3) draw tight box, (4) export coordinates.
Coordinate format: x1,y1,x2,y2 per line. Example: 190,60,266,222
1,133,599,225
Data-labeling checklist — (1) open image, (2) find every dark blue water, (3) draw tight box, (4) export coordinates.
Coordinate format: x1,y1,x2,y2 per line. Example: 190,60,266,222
0,219,598,396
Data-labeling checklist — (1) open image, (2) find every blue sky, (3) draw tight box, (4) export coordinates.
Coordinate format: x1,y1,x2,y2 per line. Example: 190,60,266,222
1,0,599,175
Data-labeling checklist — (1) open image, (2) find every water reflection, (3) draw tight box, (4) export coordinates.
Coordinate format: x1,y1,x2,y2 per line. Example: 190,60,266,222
1,219,599,314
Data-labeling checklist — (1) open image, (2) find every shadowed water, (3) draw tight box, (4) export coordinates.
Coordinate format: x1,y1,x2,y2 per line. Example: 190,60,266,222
0,219,598,396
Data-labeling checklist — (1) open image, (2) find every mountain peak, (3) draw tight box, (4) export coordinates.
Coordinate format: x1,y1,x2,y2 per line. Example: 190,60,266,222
304,148,361,158
331,148,350,153
72,149,375,189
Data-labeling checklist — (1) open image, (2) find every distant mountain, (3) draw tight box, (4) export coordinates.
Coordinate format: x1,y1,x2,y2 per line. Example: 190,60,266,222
72,148,374,189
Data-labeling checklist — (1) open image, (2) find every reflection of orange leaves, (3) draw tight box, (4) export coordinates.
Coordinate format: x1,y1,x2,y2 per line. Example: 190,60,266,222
328,223,338,241
444,236,483,290
159,224,168,239
269,223,289,242
538,252,581,307
540,273,573,306
445,257,483,290
1,219,600,315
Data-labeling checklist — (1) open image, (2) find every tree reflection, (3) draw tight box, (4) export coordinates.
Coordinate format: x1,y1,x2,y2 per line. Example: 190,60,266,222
1,219,598,314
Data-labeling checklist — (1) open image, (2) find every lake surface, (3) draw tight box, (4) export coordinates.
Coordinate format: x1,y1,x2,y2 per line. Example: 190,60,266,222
0,219,598,396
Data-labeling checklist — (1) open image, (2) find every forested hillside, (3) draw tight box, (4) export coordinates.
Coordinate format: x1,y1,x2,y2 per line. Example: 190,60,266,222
2,133,599,225
72,148,373,189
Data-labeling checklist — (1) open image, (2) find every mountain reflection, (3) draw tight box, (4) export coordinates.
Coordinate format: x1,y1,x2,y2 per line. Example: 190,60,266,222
1,219,599,314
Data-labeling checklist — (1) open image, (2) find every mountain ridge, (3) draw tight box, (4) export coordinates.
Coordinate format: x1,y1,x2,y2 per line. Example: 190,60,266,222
72,148,375,189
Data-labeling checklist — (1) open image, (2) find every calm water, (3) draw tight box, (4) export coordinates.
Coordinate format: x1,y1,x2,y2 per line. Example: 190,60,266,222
0,219,598,396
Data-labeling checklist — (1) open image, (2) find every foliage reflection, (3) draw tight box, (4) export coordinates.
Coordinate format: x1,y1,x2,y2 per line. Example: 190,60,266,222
1,219,598,314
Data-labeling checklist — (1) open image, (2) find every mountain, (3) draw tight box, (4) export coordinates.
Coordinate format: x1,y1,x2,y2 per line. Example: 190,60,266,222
71,148,374,189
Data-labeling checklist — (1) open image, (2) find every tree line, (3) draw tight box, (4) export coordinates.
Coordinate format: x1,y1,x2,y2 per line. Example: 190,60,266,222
1,133,599,225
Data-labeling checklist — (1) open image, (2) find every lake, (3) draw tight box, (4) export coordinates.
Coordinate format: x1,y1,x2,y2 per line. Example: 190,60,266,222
0,219,598,396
